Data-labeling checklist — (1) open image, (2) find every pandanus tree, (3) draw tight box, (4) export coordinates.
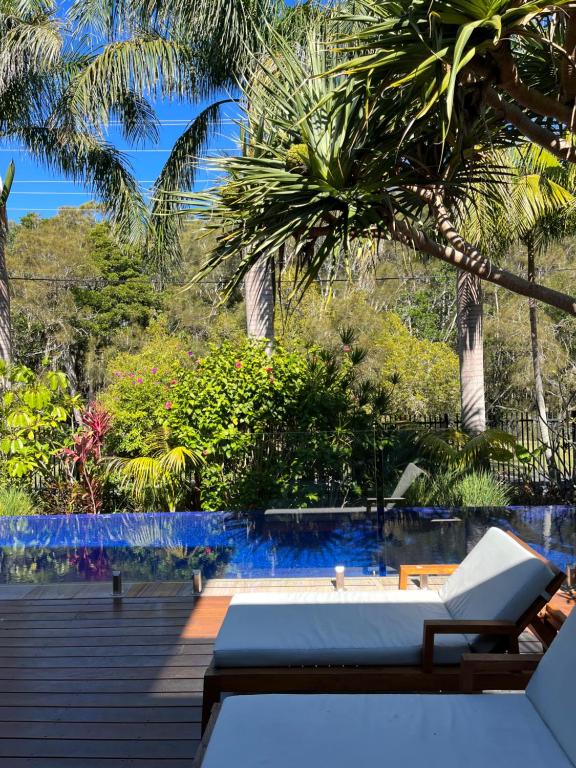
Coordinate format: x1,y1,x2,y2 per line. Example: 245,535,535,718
339,0,576,166
169,26,576,413
167,1,576,433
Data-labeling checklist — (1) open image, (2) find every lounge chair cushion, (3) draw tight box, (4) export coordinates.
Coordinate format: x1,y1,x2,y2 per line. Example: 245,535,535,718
527,605,576,765
440,527,554,647
201,693,573,768
214,590,470,667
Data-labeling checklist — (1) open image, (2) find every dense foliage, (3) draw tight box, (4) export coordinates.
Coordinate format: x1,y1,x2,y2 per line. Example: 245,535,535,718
0,363,78,480
0,204,572,513
103,334,391,510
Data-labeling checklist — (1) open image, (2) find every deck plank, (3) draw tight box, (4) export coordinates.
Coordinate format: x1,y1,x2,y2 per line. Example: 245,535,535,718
0,593,230,766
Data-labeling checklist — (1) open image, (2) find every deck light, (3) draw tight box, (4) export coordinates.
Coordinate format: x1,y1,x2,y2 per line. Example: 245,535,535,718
335,565,345,591
112,570,123,597
193,569,203,594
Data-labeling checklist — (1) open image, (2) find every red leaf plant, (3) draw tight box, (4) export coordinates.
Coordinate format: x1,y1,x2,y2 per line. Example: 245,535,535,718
61,404,112,514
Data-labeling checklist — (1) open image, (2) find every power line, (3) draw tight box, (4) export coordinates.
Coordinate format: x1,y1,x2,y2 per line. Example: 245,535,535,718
11,180,157,184
9,267,576,287
11,192,96,196
8,208,91,211
0,146,239,153
8,274,449,286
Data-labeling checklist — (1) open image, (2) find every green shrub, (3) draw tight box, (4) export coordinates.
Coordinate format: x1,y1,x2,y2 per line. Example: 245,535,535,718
0,363,80,479
103,333,391,510
0,485,35,516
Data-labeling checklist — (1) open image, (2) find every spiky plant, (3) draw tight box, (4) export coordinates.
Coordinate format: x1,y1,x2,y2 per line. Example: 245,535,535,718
166,28,576,320
108,428,203,512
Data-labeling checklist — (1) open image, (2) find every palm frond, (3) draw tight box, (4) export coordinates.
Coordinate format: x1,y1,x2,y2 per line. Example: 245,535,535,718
18,124,148,243
148,99,234,275
59,37,197,130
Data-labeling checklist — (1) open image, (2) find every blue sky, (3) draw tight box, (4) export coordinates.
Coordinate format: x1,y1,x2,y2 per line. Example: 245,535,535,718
5,96,240,223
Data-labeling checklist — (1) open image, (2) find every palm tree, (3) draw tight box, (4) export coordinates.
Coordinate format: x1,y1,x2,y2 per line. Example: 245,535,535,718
0,162,14,365
456,271,486,434
109,428,203,511
0,0,165,365
67,1,321,344
245,257,275,350
66,0,305,263
500,147,576,470
0,1,294,365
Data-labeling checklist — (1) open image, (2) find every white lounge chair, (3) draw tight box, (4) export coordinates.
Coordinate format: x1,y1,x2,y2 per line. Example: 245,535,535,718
202,528,564,728
195,598,576,768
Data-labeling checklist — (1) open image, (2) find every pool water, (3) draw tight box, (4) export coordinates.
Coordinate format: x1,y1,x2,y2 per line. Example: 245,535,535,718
0,506,574,583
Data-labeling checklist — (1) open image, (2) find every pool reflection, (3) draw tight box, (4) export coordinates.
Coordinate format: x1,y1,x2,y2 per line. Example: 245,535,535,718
0,506,574,583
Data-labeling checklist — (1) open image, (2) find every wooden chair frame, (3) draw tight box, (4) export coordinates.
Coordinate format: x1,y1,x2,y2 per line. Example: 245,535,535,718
201,532,565,732
459,652,543,692
195,652,544,768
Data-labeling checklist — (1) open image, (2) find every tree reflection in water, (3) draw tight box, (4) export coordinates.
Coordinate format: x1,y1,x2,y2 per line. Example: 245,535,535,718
0,506,574,583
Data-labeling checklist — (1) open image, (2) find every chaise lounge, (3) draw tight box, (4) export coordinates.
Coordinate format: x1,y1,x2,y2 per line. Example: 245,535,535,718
195,603,576,768
202,527,564,729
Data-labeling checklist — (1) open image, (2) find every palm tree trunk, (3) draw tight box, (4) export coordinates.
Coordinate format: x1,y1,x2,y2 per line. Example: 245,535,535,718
245,256,274,354
0,203,11,365
527,238,554,474
457,270,486,434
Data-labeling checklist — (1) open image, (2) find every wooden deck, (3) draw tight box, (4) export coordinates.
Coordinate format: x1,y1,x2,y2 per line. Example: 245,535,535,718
0,591,231,767
0,575,553,766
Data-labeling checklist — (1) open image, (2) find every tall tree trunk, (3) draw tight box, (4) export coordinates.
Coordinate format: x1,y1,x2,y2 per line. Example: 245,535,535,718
457,270,486,434
0,203,11,366
527,238,554,474
245,256,274,354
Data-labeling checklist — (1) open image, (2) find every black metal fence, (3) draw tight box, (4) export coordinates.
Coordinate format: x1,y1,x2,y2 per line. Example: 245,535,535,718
33,411,576,508
381,411,576,488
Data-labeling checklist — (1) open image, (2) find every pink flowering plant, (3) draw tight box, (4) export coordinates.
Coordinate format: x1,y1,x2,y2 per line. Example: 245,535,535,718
103,333,390,511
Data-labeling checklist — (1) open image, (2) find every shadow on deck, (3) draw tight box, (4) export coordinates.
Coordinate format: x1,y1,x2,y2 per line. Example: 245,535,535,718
0,588,230,767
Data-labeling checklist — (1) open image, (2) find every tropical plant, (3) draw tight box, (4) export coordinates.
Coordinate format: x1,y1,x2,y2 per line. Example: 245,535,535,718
0,364,79,479
499,147,576,467
0,162,14,365
340,0,576,165
174,25,576,337
0,0,165,363
413,427,544,473
109,427,202,512
60,404,112,514
171,16,576,439
102,332,391,509
66,0,314,270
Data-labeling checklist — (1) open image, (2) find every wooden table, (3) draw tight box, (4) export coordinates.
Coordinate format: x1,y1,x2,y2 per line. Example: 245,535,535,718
530,590,576,647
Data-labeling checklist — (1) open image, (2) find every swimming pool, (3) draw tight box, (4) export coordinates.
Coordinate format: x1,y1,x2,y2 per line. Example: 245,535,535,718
0,506,574,583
